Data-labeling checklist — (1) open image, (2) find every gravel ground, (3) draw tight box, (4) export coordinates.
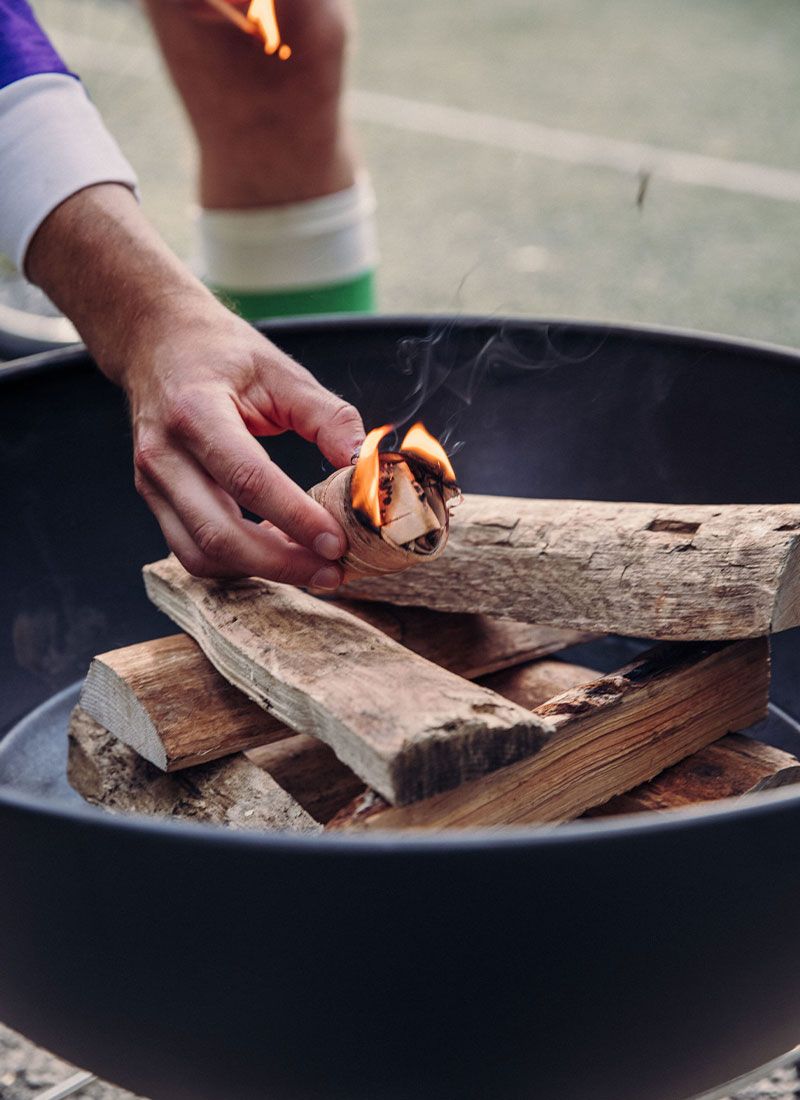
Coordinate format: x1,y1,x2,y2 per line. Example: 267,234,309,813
1,1021,798,1100
0,1024,142,1100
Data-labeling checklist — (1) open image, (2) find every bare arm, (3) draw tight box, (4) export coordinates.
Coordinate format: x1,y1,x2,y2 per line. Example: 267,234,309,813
26,183,364,589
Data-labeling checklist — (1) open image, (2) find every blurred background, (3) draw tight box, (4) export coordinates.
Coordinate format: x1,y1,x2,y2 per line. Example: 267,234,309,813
11,0,800,349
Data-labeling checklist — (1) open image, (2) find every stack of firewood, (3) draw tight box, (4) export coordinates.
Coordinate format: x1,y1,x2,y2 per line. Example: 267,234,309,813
68,495,800,832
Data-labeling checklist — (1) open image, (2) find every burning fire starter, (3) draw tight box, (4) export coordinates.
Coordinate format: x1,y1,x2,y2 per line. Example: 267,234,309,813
308,423,460,580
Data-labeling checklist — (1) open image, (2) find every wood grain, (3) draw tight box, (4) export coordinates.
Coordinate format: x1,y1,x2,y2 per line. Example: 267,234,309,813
328,638,770,831
246,659,597,824
80,634,290,771
336,601,592,679
143,556,552,805
584,733,800,817
341,496,800,640
80,614,584,773
67,706,319,832
478,658,598,706
246,735,366,824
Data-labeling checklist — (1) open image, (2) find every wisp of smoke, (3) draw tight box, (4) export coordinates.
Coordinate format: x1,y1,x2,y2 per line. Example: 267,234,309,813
382,320,611,455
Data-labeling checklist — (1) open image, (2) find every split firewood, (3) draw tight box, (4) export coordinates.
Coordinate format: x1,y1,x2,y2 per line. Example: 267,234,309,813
80,634,291,771
583,733,800,818
143,556,553,805
308,423,459,579
478,658,598,706
327,638,770,831
246,736,366,824
340,497,800,640
67,706,320,832
80,613,587,773
335,602,591,680
246,660,599,824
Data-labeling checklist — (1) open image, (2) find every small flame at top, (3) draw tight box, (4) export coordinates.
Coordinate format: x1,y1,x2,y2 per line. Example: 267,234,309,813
247,0,292,58
351,424,393,528
351,422,456,528
399,422,457,482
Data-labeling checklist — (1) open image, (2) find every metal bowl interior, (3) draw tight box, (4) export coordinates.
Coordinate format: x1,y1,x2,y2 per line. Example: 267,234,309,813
3,316,800,1100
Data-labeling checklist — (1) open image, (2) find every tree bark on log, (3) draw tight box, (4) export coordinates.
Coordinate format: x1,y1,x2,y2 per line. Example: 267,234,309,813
143,556,553,805
67,706,320,832
327,638,770,831
340,497,800,640
583,733,800,817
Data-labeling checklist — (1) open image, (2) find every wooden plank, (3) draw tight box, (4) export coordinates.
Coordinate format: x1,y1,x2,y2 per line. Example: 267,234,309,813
340,497,800,640
67,706,319,832
327,638,770,831
80,614,584,773
143,556,553,805
583,733,800,817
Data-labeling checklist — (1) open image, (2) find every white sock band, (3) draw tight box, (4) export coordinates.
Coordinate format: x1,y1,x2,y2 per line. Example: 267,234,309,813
193,173,378,293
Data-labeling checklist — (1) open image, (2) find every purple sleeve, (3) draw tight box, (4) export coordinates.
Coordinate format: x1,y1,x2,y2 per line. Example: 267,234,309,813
0,0,73,89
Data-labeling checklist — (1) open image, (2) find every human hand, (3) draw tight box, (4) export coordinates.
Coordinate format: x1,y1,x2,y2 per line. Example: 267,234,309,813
125,300,364,588
26,184,364,589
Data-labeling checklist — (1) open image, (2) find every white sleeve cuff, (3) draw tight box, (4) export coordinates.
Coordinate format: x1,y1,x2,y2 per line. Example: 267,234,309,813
0,73,139,273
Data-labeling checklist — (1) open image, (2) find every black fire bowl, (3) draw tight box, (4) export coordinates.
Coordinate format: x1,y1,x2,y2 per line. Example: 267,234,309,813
3,316,800,1100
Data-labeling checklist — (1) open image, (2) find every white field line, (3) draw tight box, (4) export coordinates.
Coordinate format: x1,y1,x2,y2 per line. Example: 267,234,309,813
349,89,800,205
53,30,800,205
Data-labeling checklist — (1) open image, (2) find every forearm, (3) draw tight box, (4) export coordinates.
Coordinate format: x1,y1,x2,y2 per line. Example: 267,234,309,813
26,183,211,384
142,0,355,207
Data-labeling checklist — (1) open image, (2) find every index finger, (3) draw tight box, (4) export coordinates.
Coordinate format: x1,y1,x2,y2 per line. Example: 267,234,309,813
174,393,349,560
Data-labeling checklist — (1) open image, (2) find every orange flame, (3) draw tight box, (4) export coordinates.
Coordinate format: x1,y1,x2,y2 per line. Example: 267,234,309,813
351,424,393,528
351,422,456,528
246,0,292,58
400,422,457,482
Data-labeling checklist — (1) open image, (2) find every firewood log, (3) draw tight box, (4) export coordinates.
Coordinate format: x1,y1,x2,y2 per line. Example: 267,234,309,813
80,613,585,773
80,634,291,771
246,735,366,824
340,497,800,640
583,733,800,817
67,706,319,832
245,660,600,824
334,602,591,680
327,638,770,831
143,556,553,805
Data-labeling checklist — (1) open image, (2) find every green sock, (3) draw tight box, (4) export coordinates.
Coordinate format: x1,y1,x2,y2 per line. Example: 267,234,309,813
213,270,376,322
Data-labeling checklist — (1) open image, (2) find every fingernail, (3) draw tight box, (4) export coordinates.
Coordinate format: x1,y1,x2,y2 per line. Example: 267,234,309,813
314,532,343,560
310,566,341,591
